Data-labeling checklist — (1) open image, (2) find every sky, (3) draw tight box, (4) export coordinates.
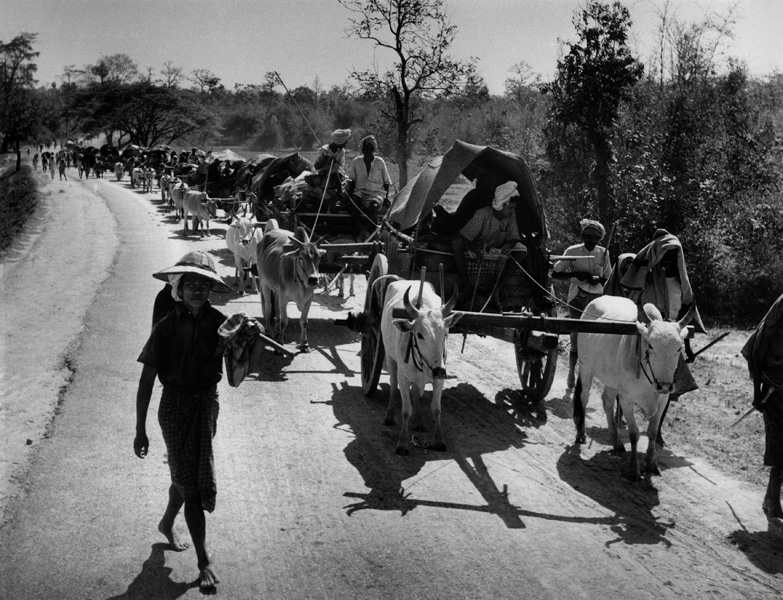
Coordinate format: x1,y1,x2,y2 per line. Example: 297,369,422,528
2,0,782,95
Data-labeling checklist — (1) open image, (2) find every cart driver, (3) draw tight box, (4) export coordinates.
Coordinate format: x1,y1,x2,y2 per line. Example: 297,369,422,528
452,181,527,310
345,135,392,241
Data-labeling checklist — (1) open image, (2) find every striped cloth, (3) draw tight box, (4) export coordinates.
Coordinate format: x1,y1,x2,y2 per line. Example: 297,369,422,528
158,385,220,512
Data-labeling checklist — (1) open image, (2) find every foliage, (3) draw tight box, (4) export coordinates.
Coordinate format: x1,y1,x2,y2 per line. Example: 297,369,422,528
542,1,643,225
0,32,40,165
339,0,478,187
0,164,37,253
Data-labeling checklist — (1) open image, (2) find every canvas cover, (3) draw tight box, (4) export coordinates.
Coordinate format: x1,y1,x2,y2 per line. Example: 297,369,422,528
386,140,547,241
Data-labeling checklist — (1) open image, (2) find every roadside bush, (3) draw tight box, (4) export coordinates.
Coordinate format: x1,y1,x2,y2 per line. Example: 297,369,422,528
0,163,37,254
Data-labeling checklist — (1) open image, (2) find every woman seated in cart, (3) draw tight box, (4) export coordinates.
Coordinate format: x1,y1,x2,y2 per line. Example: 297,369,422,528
451,181,528,311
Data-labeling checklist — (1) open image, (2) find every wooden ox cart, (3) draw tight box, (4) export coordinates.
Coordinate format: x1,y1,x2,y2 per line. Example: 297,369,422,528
335,140,696,401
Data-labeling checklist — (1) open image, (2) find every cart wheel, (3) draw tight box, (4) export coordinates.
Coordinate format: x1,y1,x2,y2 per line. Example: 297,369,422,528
361,254,389,396
514,305,558,401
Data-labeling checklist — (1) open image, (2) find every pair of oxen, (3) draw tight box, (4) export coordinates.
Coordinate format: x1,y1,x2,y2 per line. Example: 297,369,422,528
228,216,693,481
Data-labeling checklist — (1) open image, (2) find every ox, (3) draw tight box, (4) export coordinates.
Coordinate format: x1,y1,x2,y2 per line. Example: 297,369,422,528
159,173,180,204
182,191,217,237
256,220,323,351
141,165,156,192
225,217,262,294
381,280,463,455
168,180,189,221
574,296,694,480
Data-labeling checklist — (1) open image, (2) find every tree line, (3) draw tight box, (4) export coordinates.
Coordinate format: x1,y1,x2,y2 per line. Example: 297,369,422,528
2,0,782,323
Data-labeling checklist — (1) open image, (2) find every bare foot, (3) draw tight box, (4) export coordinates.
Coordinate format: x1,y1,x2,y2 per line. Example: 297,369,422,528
158,519,190,551
199,564,220,591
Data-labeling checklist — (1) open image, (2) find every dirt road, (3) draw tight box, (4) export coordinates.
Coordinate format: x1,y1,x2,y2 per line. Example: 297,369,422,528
1,168,782,599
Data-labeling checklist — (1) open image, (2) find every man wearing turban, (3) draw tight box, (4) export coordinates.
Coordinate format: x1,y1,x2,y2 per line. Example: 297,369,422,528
313,129,352,176
452,181,527,310
742,294,783,525
552,218,613,388
346,134,391,240
620,229,706,446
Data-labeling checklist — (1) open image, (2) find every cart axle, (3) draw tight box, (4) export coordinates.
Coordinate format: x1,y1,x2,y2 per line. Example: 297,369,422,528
334,311,366,333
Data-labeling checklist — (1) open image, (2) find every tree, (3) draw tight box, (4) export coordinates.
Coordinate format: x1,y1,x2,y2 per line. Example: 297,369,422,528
160,61,184,89
339,0,478,187
0,32,40,166
108,83,217,147
190,69,223,94
87,53,138,86
542,1,643,225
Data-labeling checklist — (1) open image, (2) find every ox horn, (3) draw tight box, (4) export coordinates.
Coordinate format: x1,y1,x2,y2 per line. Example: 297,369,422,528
636,303,652,325
442,285,460,317
287,235,304,248
403,287,421,319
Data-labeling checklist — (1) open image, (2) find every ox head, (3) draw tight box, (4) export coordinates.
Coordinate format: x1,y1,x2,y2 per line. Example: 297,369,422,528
636,303,695,394
205,198,218,218
230,217,256,245
283,227,323,288
393,286,464,380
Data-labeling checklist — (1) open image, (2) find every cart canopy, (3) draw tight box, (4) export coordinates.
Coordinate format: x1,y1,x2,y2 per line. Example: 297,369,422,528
387,140,546,241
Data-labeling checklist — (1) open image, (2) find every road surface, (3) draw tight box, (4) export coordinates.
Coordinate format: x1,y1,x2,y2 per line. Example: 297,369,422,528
1,169,782,599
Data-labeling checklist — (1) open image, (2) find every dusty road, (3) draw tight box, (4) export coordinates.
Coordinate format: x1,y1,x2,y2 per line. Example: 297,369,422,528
1,167,782,599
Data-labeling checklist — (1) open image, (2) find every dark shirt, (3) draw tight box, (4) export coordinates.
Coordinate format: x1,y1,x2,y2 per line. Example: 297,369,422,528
138,302,225,390
152,284,176,328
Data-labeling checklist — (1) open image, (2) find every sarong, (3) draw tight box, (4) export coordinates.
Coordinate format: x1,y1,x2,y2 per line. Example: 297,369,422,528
158,386,220,512
763,391,783,468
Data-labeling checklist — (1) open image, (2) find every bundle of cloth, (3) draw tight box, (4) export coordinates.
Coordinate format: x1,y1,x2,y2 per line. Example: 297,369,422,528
274,170,346,212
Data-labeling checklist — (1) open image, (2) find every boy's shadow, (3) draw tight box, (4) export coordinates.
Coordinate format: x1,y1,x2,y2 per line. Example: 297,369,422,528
105,543,197,600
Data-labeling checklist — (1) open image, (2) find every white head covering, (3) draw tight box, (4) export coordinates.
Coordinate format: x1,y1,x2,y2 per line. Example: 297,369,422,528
492,181,520,210
330,129,352,145
169,274,183,301
579,219,606,240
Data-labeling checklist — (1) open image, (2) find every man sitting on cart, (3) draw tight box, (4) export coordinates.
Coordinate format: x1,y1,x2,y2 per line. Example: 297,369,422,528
452,181,527,310
345,134,391,241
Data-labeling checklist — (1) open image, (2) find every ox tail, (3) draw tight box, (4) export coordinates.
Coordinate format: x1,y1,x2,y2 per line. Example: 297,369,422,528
573,376,587,444
573,377,584,422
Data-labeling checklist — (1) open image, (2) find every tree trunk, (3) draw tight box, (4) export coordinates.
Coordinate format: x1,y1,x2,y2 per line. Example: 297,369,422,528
593,137,614,226
15,140,22,172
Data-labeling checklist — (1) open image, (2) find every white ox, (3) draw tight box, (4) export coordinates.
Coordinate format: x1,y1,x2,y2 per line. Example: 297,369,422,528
381,280,463,455
168,180,189,221
225,217,262,294
256,220,323,351
182,191,217,237
159,173,180,204
574,296,694,481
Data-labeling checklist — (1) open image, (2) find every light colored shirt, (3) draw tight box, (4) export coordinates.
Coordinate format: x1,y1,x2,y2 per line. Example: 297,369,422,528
459,206,521,250
553,243,612,302
348,155,391,199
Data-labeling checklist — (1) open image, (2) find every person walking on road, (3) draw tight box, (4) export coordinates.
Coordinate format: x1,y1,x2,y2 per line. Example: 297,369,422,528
134,251,232,592
58,157,67,180
742,293,783,528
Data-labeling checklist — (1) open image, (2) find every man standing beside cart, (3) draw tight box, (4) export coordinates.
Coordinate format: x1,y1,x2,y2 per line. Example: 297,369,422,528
551,219,612,389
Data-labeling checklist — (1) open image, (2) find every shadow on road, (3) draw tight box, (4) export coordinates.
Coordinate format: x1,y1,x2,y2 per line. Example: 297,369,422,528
105,543,197,600
727,527,783,574
556,445,677,547
331,379,536,528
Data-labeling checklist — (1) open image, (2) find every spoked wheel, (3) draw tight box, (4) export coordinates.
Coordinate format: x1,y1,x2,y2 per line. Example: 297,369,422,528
514,303,558,401
360,254,389,396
